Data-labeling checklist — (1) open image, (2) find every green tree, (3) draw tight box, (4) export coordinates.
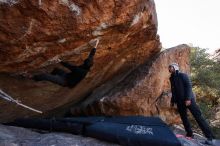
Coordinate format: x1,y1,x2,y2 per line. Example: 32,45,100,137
190,47,220,138
191,47,220,100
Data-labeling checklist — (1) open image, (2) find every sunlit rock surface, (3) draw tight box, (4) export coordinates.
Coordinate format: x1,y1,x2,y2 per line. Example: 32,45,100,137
71,44,191,124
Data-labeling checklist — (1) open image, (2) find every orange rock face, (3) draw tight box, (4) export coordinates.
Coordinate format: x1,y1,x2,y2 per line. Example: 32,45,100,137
0,0,160,122
71,45,191,124
0,0,160,73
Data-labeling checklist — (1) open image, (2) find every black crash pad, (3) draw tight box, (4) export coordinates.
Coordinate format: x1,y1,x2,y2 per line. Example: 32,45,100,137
6,116,181,146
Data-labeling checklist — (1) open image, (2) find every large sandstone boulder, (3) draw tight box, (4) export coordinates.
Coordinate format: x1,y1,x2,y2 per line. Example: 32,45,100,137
71,44,191,124
0,0,161,122
0,0,160,73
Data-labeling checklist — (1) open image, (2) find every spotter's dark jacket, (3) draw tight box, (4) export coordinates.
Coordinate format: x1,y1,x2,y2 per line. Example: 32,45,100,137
169,71,195,104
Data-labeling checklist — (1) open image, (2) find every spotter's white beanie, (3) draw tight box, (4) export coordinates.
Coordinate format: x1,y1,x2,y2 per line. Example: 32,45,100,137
169,63,179,71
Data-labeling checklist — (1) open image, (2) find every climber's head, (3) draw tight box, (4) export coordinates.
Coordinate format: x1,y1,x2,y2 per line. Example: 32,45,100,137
168,63,179,74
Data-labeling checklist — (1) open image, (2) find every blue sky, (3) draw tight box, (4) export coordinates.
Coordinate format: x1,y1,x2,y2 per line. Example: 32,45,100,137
154,0,220,53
